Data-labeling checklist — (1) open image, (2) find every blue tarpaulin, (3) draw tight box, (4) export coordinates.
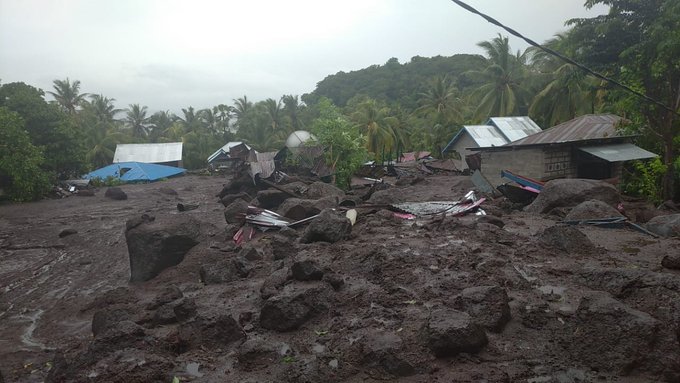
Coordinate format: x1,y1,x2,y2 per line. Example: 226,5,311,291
83,162,186,183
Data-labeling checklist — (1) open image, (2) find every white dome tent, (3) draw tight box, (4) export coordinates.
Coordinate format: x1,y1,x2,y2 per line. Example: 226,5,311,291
285,130,317,152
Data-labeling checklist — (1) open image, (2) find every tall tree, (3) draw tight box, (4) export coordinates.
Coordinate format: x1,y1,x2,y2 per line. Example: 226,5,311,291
87,94,121,123
124,104,150,139
415,76,465,155
350,99,398,158
264,98,283,131
48,78,88,115
569,0,680,199
281,95,304,131
467,35,531,121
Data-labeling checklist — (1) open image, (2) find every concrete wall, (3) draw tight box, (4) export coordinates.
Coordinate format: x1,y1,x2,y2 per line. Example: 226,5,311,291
450,132,479,171
480,147,545,186
543,147,576,180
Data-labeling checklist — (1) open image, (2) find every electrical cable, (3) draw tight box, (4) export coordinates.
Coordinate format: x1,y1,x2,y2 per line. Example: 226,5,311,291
448,0,680,117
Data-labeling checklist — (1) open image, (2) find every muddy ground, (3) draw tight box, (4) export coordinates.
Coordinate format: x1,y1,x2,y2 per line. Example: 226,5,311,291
0,173,679,383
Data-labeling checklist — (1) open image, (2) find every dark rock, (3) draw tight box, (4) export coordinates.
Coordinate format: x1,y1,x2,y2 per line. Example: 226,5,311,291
173,298,197,322
237,338,290,371
200,257,251,284
91,320,145,352
278,198,320,220
323,272,345,291
646,214,680,238
291,259,324,281
270,234,296,260
313,196,339,211
260,268,290,299
219,192,250,207
565,199,623,221
58,228,78,238
662,254,680,270
82,287,138,311
125,214,155,231
125,216,200,282
476,215,505,228
565,291,660,374
104,187,128,200
224,198,250,224
224,223,240,239
451,285,511,332
239,244,264,261
367,189,406,205
256,189,290,209
361,332,414,377
538,225,595,254
76,189,95,197
526,179,620,214
92,307,134,337
260,282,331,331
422,308,488,357
300,209,351,244
158,187,178,195
178,314,245,352
278,226,300,238
306,181,345,199
152,305,177,325
147,285,183,309
238,311,253,326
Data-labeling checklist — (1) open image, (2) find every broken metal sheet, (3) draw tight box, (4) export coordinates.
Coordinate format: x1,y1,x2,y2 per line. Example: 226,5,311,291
497,184,537,205
500,169,544,192
562,217,659,238
245,206,291,228
578,143,657,162
390,193,486,217
424,159,458,172
471,170,495,195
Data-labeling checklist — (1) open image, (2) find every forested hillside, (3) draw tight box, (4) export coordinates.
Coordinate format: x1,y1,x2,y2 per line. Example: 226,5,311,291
302,54,486,109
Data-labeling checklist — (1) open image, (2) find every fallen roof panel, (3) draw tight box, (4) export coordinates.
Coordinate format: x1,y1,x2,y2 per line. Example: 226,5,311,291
578,143,658,162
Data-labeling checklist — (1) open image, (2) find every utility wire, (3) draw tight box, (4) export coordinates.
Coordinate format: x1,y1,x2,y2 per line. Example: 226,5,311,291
449,0,680,118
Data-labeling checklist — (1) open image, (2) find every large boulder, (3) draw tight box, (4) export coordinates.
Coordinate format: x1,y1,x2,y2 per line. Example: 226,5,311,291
224,199,250,224
278,198,320,221
260,282,331,331
306,181,345,199
359,332,415,377
525,179,620,214
422,308,488,357
537,225,596,254
565,199,623,221
645,214,680,237
91,307,134,337
450,285,511,332
199,257,251,284
125,216,201,282
104,187,128,200
255,189,290,209
178,314,245,352
565,291,660,374
662,254,680,270
291,259,324,281
300,209,351,244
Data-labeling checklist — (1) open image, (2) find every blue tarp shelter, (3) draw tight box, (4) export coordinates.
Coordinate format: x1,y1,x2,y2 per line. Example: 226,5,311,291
83,162,186,183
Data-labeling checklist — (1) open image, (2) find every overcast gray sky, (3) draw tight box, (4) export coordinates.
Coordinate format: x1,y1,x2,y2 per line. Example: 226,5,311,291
0,0,608,114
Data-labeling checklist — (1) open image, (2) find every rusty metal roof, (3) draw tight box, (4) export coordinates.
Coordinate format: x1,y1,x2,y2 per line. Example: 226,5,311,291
509,114,625,146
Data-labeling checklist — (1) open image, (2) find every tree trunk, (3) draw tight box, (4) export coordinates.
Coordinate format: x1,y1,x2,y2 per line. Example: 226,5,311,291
662,133,675,201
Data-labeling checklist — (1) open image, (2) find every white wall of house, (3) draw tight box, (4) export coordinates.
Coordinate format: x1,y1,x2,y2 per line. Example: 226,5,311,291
450,132,479,171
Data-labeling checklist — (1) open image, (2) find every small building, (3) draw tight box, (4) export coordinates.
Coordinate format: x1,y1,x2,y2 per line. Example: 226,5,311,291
113,142,183,167
442,116,542,170
471,114,658,186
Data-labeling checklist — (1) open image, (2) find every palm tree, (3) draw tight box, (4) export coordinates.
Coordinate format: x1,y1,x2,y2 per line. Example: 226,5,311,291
233,96,252,120
148,110,175,141
467,34,531,121
416,75,464,125
48,78,88,114
281,95,304,131
124,104,150,139
350,99,398,158
176,106,204,133
87,94,121,123
263,98,283,131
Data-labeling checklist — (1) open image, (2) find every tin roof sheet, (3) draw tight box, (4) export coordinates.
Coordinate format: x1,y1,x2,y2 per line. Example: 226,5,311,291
578,143,658,162
487,116,543,142
113,142,183,164
510,114,624,146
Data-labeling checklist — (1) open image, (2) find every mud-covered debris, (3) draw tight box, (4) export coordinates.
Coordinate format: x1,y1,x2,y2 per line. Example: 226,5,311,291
219,192,250,207
104,187,128,200
278,198,321,220
291,259,324,281
525,178,620,214
300,209,351,244
450,285,511,332
565,291,660,374
158,187,178,195
260,282,331,332
645,213,680,237
58,228,78,238
306,181,345,199
125,216,200,282
256,189,290,209
322,272,345,291
148,285,183,309
239,244,265,261
173,298,197,322
177,202,198,211
91,307,134,337
152,304,177,325
200,257,251,284
422,308,488,357
260,267,290,299
360,332,415,377
75,189,95,197
476,215,505,228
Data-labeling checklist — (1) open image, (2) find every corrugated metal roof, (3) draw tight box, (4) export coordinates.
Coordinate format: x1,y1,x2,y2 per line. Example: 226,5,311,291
578,143,658,162
510,114,624,146
113,142,183,164
207,141,250,163
465,125,509,147
487,116,542,142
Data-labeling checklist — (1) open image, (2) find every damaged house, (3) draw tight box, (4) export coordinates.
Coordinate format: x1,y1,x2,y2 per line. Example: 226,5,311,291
470,114,658,186
441,116,542,171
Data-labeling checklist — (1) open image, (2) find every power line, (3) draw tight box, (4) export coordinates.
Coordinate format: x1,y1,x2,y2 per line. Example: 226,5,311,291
449,0,680,118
